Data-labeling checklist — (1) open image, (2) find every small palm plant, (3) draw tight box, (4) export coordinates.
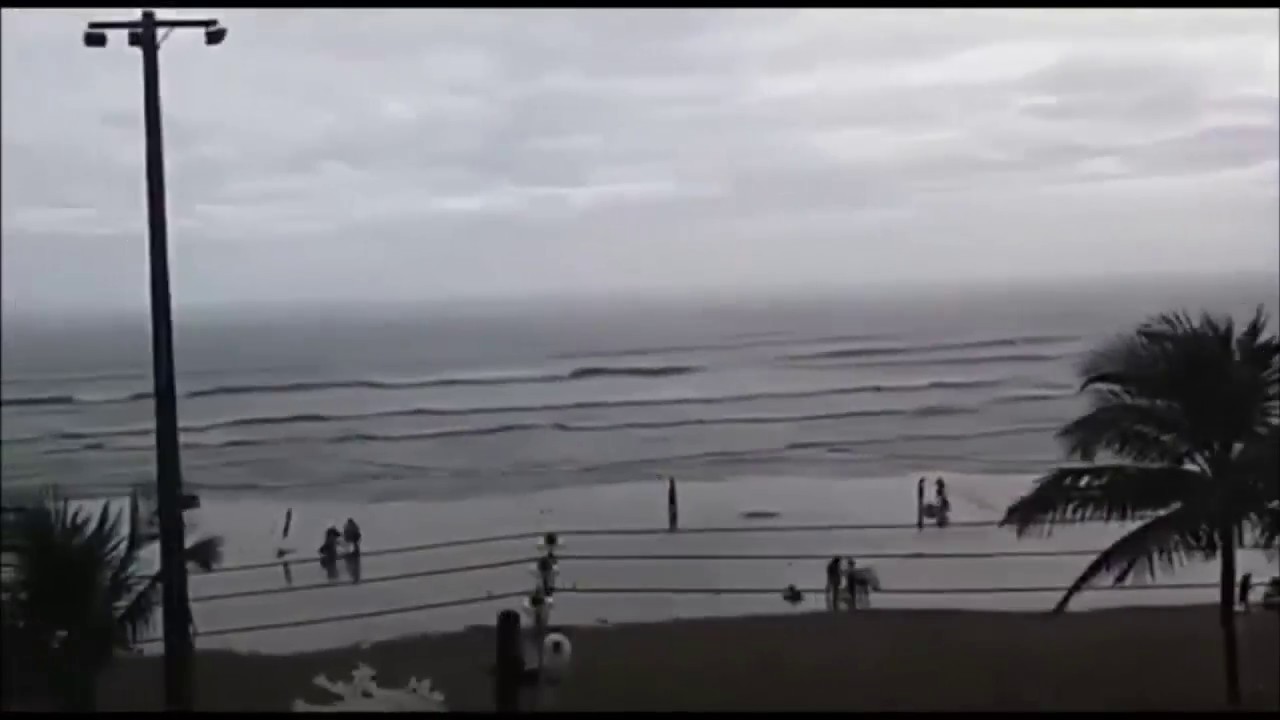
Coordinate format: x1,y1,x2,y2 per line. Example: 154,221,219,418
1000,308,1279,708
1,488,222,710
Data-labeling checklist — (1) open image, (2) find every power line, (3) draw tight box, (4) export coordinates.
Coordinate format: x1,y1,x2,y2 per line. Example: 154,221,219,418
559,549,1107,562
148,580,1223,644
560,582,1220,596
185,548,1135,605
203,531,542,576
140,590,528,644
198,517,1149,576
192,556,537,604
558,519,1018,536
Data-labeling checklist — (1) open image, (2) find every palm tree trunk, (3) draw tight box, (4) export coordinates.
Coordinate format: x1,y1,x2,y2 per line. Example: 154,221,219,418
1219,518,1242,708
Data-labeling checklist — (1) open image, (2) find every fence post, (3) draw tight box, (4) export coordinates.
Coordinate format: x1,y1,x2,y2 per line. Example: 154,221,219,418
495,609,523,712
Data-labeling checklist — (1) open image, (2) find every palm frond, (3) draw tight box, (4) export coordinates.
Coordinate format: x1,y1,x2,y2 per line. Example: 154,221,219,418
1230,424,1279,554
3,493,216,644
184,536,224,573
1074,309,1275,462
1057,392,1192,465
1250,505,1280,555
1000,464,1208,538
112,572,161,648
1051,504,1217,613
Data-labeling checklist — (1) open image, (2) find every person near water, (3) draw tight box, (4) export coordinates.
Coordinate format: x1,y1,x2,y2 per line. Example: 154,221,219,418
343,517,362,555
825,556,843,608
319,526,341,559
935,477,951,526
844,558,860,610
319,526,342,581
667,476,679,532
916,477,926,530
344,551,363,584
1239,572,1254,612
536,555,558,596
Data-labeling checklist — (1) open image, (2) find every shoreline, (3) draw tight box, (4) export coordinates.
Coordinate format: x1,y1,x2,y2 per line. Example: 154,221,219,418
96,605,1280,711
69,473,1272,656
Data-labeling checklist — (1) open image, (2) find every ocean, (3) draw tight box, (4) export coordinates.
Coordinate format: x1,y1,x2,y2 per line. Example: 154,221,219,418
4,273,1278,652
2,273,1277,504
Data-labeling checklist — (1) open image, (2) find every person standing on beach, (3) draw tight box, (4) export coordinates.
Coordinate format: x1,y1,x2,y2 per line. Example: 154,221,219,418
825,556,843,609
935,477,951,528
319,526,342,581
844,558,860,610
667,476,679,532
343,517,362,555
916,477,926,530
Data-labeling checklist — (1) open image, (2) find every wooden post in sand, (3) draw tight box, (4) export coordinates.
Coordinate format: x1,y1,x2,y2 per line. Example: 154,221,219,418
495,609,523,712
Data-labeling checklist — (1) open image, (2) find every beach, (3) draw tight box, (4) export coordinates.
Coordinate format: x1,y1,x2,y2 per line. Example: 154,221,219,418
4,278,1278,705
107,474,1277,655
95,606,1280,711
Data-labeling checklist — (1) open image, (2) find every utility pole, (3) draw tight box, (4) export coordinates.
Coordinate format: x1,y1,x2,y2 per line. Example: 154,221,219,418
82,10,226,712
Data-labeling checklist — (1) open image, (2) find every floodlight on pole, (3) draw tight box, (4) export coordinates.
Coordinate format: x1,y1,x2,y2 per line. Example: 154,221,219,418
80,9,225,712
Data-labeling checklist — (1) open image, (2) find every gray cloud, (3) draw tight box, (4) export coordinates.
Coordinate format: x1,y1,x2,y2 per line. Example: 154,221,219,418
2,8,1277,316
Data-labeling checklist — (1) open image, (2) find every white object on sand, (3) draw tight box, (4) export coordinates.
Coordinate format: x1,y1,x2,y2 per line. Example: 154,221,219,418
290,663,447,712
541,632,573,682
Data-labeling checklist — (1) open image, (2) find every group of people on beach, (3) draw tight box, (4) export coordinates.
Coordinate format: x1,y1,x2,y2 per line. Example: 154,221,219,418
917,476,951,529
824,556,877,610
317,517,364,582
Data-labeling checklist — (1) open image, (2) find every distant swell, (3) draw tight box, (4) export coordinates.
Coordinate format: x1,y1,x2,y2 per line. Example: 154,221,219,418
12,376,1026,445
786,334,1081,362
566,365,698,380
785,422,1063,451
47,403,1003,454
554,333,896,361
806,351,1076,371
2,394,78,408
1,390,153,409
2,364,704,408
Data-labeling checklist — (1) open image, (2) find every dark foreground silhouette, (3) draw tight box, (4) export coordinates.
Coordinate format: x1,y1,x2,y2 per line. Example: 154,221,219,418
91,605,1279,712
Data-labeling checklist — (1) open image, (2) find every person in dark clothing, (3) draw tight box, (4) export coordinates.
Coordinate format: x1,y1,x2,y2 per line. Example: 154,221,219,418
844,559,860,610
319,527,341,581
667,476,679,532
319,526,341,558
916,477,926,530
825,556,843,609
343,552,363,584
1239,572,1254,612
935,477,951,528
343,517,362,555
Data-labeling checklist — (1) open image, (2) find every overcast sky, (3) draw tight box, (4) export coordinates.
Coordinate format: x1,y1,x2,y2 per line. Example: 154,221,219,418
2,9,1277,316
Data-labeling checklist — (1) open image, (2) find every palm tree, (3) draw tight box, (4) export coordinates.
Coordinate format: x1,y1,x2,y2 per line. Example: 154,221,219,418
1,488,222,710
1000,308,1279,708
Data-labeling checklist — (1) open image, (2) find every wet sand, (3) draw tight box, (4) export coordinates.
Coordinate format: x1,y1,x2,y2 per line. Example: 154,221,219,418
96,605,1280,711
96,475,1275,654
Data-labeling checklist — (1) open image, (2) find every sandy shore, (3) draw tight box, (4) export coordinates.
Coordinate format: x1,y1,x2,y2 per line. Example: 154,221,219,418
82,474,1275,655
94,605,1279,711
